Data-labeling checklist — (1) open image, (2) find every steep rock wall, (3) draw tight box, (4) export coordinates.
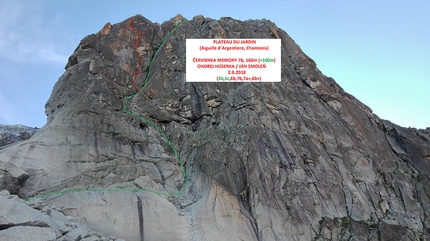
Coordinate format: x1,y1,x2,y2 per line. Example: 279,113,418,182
0,14,429,240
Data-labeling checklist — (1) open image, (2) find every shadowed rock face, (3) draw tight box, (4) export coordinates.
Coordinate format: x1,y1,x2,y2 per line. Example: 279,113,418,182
0,14,429,240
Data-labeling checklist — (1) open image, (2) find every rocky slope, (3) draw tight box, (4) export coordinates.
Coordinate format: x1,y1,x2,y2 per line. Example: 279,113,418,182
0,124,37,195
0,14,429,240
0,124,38,148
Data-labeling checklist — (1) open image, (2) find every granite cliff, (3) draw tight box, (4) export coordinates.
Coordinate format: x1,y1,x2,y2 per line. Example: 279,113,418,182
0,14,429,240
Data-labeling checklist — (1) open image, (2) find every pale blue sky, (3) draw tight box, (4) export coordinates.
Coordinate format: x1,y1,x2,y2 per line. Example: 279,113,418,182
0,0,428,128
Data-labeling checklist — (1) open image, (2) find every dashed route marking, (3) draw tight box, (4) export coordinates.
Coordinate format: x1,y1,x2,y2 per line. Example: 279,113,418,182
26,17,189,202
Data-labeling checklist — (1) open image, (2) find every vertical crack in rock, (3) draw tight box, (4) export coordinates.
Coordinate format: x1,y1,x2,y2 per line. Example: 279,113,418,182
189,83,202,123
137,195,144,241
272,131,294,169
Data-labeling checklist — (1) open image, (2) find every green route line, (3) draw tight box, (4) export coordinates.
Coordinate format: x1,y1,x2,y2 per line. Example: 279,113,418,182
26,18,189,202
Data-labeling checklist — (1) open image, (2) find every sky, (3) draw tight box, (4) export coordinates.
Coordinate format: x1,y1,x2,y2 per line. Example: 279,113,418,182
0,0,428,129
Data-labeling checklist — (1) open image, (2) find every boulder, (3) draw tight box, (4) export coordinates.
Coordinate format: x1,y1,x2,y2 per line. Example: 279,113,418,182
0,226,56,241
0,194,60,237
0,161,29,194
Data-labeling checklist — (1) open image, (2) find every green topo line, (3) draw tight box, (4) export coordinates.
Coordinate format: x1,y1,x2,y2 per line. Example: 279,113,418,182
26,19,189,202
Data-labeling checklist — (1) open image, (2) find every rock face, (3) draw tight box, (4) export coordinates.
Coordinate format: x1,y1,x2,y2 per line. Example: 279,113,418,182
0,14,429,240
